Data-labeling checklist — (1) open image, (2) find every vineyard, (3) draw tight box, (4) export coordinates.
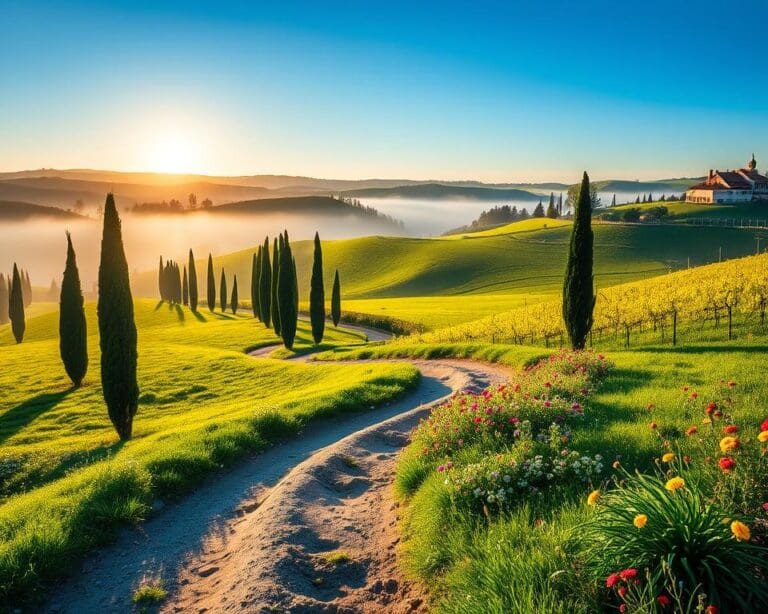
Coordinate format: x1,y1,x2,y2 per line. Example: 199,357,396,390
402,253,768,348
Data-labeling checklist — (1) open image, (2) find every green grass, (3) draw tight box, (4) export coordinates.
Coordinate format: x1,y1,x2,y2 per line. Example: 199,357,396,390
132,579,167,605
609,199,768,223
0,299,418,603
395,342,768,612
440,217,572,239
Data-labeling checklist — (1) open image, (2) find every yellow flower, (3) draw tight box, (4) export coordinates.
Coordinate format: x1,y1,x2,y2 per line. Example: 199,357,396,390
719,436,740,453
633,514,648,529
702,417,712,424
731,520,751,541
758,431,768,443
587,490,600,506
612,460,621,469
662,452,675,463
665,477,685,491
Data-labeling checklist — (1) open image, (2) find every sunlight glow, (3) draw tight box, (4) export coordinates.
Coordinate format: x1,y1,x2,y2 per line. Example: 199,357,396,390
146,132,203,174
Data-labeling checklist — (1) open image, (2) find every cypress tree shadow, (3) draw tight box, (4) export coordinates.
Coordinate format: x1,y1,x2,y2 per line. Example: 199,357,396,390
0,389,72,445
191,310,207,322
173,303,185,322
211,312,235,320
154,301,164,312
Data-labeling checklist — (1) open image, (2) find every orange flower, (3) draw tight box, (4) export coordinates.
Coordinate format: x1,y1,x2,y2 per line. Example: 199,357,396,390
587,490,600,506
758,431,768,443
665,477,685,491
633,514,648,528
686,426,698,436
662,452,675,463
650,421,658,430
723,425,738,434
731,520,751,541
719,436,740,453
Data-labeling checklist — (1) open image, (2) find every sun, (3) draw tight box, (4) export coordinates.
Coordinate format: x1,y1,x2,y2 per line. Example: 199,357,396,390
146,132,202,174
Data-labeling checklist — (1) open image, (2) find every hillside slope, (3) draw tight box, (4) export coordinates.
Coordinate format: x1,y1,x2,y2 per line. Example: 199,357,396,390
0,200,85,220
340,183,542,201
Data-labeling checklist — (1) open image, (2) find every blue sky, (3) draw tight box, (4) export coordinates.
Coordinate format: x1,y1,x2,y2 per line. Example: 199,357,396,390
1,0,767,181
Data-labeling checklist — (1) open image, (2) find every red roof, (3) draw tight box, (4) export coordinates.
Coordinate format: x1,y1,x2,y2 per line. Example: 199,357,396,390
739,169,768,182
713,171,752,189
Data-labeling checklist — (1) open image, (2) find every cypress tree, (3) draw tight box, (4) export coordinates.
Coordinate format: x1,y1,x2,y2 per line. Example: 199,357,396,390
182,266,189,305
174,262,182,304
533,201,545,217
9,263,25,343
220,269,227,312
611,193,616,207
188,249,198,312
60,232,88,387
309,232,325,344
562,172,595,350
0,274,8,324
231,275,239,314
271,237,280,335
206,254,215,311
259,237,272,327
159,256,165,300
277,236,297,348
23,270,32,307
251,250,261,319
97,194,139,440
293,256,299,312
331,269,341,327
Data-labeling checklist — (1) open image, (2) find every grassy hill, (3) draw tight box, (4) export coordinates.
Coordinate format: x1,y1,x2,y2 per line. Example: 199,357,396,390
0,200,85,220
340,183,542,201
608,199,768,223
0,299,417,602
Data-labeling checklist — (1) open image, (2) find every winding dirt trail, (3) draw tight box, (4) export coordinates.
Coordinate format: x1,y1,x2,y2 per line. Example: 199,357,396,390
45,326,508,613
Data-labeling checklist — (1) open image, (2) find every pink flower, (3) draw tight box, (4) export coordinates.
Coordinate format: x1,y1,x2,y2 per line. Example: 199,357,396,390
605,573,620,588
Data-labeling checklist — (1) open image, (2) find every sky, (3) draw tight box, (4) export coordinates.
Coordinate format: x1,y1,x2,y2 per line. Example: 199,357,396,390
1,0,767,182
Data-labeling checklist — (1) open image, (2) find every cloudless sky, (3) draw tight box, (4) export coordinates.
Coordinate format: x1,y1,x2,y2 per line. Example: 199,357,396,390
1,0,767,182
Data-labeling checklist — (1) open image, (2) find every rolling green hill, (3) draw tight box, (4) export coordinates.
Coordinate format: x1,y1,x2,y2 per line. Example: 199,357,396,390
608,199,768,223
0,200,85,220
340,183,542,201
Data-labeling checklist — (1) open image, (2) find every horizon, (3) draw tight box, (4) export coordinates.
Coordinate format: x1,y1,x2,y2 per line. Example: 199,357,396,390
3,1,768,181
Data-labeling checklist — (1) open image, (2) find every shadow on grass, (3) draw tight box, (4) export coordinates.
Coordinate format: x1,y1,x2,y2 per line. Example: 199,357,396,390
191,310,207,322
154,300,164,311
0,389,73,445
210,312,235,320
173,304,185,322
627,344,768,355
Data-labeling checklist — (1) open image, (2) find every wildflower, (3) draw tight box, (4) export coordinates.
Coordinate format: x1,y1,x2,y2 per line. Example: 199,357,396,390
619,568,638,581
605,573,620,588
761,418,768,431
437,465,445,472
723,424,738,434
657,594,671,607
758,431,768,443
690,392,699,399
665,477,685,491
650,421,658,430
683,455,692,464
731,520,751,541
702,417,712,424
718,457,736,472
612,460,621,469
728,380,736,388
633,514,648,529
686,426,698,436
587,490,600,506
706,401,717,413
646,403,655,410
619,605,627,613
662,452,675,463
719,436,740,453
705,606,718,614
714,410,723,418
617,586,627,598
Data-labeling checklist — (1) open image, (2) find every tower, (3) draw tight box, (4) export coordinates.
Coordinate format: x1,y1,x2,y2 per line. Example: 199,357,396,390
748,153,757,172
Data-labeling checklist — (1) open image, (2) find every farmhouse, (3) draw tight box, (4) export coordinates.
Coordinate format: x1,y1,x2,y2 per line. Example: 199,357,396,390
686,154,768,204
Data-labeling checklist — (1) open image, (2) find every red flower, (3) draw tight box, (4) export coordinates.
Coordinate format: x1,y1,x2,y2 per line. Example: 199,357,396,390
714,410,723,418
650,422,658,430
723,425,738,434
718,457,736,472
691,392,699,399
686,426,698,436
705,606,718,614
619,605,627,613
706,401,718,412
657,595,671,607
605,573,620,588
617,586,627,598
683,455,692,464
761,418,768,432
619,568,638,581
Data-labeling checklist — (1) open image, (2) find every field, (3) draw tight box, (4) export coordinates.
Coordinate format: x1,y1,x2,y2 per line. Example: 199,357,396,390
610,199,768,223
0,300,418,601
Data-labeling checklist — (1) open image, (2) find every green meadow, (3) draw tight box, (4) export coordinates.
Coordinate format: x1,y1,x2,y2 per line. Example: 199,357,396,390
0,300,418,601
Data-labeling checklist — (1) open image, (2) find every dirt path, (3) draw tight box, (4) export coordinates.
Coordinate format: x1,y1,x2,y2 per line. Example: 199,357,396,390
45,359,508,614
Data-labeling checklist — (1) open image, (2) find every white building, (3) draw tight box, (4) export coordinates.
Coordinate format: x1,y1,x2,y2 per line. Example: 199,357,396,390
686,154,768,204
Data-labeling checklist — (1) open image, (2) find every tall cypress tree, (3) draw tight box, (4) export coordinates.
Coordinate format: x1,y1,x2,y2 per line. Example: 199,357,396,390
231,275,239,314
562,172,595,350
271,237,280,335
174,262,182,304
9,263,25,343
206,254,215,312
23,270,32,307
331,269,341,327
159,256,165,300
251,250,260,319
97,193,138,440
182,266,189,305
293,256,299,312
260,237,272,327
309,232,325,344
277,236,297,348
60,232,88,387
0,274,8,324
220,269,227,312
188,249,198,312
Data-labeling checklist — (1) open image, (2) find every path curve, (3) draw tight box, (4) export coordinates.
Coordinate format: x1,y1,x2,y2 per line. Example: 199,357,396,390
45,353,506,613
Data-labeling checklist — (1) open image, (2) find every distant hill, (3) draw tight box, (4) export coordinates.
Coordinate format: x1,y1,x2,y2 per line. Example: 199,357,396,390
0,200,85,220
339,183,542,201
594,178,701,194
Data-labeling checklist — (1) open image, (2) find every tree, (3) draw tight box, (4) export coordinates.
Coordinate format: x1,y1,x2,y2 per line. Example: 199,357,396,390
24,270,32,307
271,237,280,335
642,194,647,203
548,192,555,213
331,269,341,327
636,195,641,204
97,194,139,440
9,263,25,343
293,256,299,312
309,232,325,344
558,193,564,215
59,232,88,387
174,262,182,304
251,249,261,320
260,237,272,327
611,193,616,207
533,201,545,218
621,207,642,222
182,265,189,305
200,197,213,208
207,254,215,311
0,274,8,324
567,181,601,213
219,269,227,312
546,200,558,219
231,275,239,314
277,235,297,348
648,192,653,203
188,249,198,312
158,256,165,300
188,193,197,210
562,172,595,350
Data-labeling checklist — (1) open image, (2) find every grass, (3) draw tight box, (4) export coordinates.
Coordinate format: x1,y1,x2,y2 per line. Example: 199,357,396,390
609,199,768,223
0,299,418,604
132,578,167,604
320,550,352,565
394,343,768,612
